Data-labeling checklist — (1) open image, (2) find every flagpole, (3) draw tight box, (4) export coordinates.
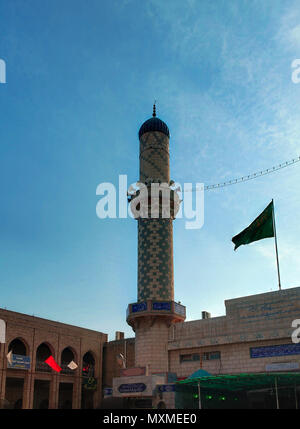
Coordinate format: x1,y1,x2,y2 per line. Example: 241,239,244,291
272,199,282,290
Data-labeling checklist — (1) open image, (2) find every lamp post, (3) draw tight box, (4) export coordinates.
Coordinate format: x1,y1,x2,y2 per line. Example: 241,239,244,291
198,382,202,409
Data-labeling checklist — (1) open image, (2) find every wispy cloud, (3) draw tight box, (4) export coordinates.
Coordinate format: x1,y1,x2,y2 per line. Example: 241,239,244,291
276,2,300,50
146,0,300,168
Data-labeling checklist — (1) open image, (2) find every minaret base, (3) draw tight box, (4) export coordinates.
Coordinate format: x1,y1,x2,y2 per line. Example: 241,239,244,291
127,300,186,374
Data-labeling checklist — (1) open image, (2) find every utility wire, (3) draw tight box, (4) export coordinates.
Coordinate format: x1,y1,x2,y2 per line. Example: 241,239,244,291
184,156,300,192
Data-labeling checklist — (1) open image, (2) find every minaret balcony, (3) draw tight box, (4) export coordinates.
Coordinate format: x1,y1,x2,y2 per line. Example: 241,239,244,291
128,183,181,219
126,300,186,329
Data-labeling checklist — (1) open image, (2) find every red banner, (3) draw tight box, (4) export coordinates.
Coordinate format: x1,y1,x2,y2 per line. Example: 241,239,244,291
45,356,62,372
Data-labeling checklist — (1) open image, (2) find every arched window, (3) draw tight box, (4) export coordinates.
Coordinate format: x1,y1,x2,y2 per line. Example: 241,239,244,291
8,339,27,356
82,351,95,377
35,343,53,372
61,347,76,375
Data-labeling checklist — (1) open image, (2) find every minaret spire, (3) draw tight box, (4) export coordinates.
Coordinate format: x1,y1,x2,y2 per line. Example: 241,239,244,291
152,101,156,117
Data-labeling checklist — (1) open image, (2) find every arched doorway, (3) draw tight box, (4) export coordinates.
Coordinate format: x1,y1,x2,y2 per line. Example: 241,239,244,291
58,383,73,409
33,379,50,409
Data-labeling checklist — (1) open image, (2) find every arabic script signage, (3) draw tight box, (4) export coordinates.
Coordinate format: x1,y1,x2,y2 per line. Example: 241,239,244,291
152,302,171,311
118,383,146,394
250,343,300,358
132,302,147,313
7,354,30,370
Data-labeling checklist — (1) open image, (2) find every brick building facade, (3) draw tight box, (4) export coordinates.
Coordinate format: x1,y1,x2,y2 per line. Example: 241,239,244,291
0,309,107,409
169,287,300,378
1,286,299,408
105,286,300,409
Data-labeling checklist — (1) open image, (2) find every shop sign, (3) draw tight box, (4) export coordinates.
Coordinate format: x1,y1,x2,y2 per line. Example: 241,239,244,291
118,383,146,394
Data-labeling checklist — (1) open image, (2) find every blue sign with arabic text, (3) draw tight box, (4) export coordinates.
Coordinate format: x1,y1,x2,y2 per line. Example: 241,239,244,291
7,354,31,370
132,302,147,313
157,384,176,393
250,343,300,358
152,302,171,311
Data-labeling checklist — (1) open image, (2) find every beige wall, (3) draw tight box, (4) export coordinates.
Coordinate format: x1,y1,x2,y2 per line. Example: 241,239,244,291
102,338,135,388
168,287,300,378
169,338,300,378
104,287,300,393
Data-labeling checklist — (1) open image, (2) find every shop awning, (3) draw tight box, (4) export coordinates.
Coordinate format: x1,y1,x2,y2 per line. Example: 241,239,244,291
176,372,300,391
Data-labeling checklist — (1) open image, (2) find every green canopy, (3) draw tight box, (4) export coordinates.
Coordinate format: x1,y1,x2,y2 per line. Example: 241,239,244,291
176,372,300,391
187,369,211,379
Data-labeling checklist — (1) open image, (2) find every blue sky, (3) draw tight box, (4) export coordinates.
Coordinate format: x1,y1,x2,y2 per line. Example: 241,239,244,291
0,0,300,341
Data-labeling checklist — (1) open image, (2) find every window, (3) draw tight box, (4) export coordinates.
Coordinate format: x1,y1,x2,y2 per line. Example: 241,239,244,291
203,351,221,360
61,347,76,375
180,351,221,363
8,339,27,356
180,354,200,363
82,351,95,377
35,343,52,373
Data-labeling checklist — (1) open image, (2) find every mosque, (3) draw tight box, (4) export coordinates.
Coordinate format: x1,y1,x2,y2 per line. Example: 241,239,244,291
105,107,300,409
1,110,300,409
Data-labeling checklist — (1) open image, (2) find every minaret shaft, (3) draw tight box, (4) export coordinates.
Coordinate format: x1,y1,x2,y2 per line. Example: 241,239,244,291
138,218,174,302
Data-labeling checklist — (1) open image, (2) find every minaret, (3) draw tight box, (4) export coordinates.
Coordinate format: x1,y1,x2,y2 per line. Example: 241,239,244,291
127,106,185,374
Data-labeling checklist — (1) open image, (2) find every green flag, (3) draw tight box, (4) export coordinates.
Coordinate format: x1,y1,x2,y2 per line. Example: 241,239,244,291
232,201,274,251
